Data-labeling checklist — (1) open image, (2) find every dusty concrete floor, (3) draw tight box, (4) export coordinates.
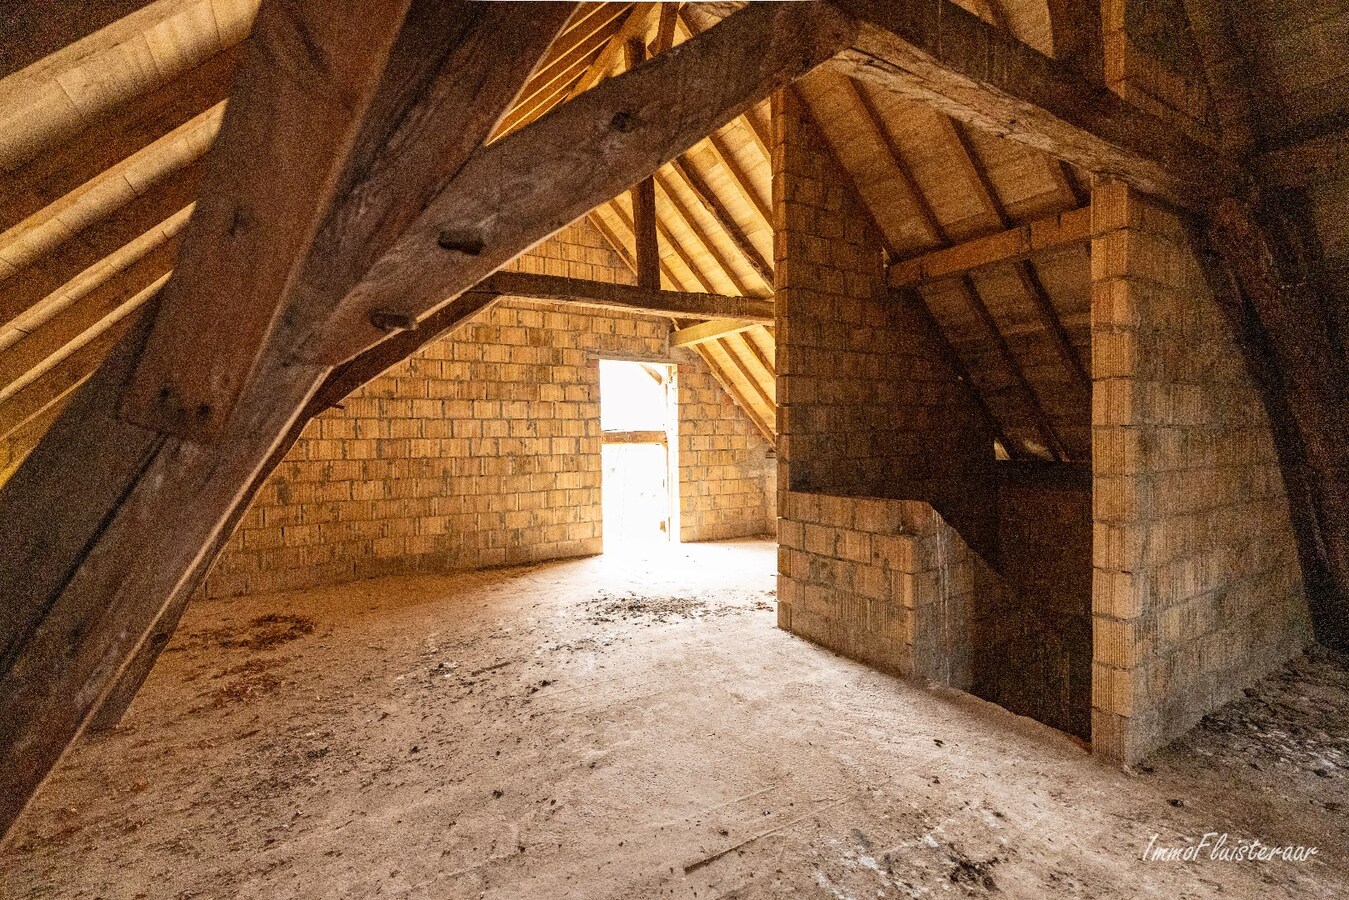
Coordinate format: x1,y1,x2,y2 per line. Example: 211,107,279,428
3,540,1346,899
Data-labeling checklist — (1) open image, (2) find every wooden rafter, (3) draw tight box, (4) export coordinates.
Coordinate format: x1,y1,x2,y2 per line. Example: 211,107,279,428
696,342,774,441
488,4,631,140
702,131,772,229
0,161,198,327
952,274,1068,461
829,0,1235,206
669,157,773,286
892,286,1015,458
654,170,755,296
0,240,176,392
0,44,240,233
831,81,1066,457
942,119,1090,395
90,286,504,733
716,336,773,410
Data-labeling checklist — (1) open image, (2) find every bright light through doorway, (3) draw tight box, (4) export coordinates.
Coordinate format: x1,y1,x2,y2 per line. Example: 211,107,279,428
599,359,677,548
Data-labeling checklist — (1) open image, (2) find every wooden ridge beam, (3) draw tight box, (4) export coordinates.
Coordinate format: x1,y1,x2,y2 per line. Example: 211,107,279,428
888,206,1093,286
301,2,854,364
829,0,1234,206
476,272,773,323
671,317,760,347
0,45,240,234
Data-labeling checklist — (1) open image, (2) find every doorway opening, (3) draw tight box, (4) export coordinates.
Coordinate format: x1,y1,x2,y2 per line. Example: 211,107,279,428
599,359,678,548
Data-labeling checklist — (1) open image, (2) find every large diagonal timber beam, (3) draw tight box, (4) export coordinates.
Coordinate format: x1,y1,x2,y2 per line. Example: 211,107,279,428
0,0,574,844
1200,196,1349,652
89,288,503,733
297,1,856,365
0,2,852,843
828,0,1234,206
121,1,575,442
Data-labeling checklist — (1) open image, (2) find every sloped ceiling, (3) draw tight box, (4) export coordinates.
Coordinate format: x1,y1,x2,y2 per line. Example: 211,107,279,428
0,0,1108,480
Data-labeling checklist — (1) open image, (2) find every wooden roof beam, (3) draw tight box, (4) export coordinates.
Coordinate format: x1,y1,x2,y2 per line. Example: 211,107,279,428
888,205,1093,286
829,0,1234,206
942,121,1090,395
0,237,177,394
476,272,772,323
953,274,1069,461
300,1,853,366
696,342,775,441
0,2,576,844
0,44,241,234
671,317,760,347
626,36,662,290
669,157,773,286
0,161,202,327
654,170,755,297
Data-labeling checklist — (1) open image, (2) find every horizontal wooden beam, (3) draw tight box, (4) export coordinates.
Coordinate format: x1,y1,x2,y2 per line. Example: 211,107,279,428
602,429,667,445
1260,129,1349,189
298,1,855,363
476,272,773,323
888,205,1092,287
829,0,1235,207
670,317,760,346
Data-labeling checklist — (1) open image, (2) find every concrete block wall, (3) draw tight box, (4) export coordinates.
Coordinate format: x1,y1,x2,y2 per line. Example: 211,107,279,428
1090,181,1312,762
778,491,980,684
772,89,991,685
973,466,1093,739
201,220,774,599
678,366,775,542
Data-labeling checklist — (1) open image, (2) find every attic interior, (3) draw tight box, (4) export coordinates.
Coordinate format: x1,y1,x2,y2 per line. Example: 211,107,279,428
1,1,1347,896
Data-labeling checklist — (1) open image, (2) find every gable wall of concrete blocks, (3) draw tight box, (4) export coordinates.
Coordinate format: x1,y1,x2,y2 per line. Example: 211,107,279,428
200,220,775,600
